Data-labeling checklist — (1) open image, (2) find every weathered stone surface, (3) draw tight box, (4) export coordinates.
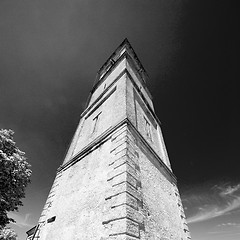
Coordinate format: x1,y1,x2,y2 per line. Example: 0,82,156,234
105,181,142,202
107,162,140,182
109,171,138,189
107,218,140,238
109,192,139,210
102,204,144,225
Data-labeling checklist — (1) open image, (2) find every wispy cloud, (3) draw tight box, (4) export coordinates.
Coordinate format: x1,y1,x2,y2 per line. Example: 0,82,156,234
8,212,32,228
218,184,240,197
208,231,240,237
217,222,240,227
185,183,240,224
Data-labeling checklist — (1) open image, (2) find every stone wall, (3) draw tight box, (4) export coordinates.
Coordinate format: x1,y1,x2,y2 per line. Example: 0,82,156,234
32,40,191,240
35,137,112,239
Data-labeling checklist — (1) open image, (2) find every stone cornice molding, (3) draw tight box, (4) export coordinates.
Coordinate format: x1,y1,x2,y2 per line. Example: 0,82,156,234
82,68,159,126
58,118,177,184
84,39,152,109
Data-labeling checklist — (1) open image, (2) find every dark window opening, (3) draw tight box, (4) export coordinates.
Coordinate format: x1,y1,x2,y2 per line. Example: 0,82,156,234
144,117,152,141
47,216,56,223
92,112,102,134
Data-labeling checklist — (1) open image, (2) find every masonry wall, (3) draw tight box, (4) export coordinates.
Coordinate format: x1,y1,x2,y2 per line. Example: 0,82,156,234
35,122,190,240
36,139,112,240
102,123,190,240
137,140,190,240
33,42,191,240
125,75,171,169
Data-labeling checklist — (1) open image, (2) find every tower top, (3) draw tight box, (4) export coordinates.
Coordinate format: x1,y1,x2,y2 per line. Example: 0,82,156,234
92,38,149,93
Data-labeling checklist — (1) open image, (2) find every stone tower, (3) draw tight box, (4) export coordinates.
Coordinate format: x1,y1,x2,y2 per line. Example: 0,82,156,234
30,39,191,240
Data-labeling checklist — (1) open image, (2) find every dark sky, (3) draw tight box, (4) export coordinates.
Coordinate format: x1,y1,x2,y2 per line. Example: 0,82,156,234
0,1,239,239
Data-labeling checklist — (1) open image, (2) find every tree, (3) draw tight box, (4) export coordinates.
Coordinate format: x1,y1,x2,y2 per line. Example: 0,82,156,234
0,129,32,227
0,227,17,240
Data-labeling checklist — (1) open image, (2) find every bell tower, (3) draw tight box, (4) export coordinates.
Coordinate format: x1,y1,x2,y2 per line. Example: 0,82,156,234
30,39,191,240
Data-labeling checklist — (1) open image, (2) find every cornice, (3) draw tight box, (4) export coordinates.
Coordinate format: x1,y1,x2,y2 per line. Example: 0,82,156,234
84,39,151,108
57,118,177,184
96,38,148,86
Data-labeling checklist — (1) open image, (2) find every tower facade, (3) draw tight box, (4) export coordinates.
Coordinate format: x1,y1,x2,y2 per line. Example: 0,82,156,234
31,39,191,240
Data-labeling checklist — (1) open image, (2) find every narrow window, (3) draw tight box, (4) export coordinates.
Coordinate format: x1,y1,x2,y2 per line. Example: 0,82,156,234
92,112,101,134
144,117,152,141
47,216,56,223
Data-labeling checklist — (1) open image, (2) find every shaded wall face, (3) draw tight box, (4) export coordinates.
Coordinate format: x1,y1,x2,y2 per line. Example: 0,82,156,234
126,76,171,168
126,60,153,110
138,145,187,239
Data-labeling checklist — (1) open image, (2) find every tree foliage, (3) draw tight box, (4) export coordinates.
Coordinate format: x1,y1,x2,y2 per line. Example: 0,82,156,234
0,227,17,240
0,129,31,227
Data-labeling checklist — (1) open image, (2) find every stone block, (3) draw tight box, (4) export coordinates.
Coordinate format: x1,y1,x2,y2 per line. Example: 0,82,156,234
107,163,139,182
105,182,142,201
103,204,144,225
107,218,140,238
110,192,138,210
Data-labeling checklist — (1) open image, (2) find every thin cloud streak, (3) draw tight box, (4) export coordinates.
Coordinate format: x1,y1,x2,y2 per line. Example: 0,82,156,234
217,222,240,227
187,183,240,224
208,231,240,237
219,184,240,197
8,212,32,228
187,197,240,223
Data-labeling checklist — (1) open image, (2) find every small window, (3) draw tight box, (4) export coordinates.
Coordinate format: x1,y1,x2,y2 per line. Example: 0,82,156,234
92,112,101,134
47,216,56,223
144,117,152,141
